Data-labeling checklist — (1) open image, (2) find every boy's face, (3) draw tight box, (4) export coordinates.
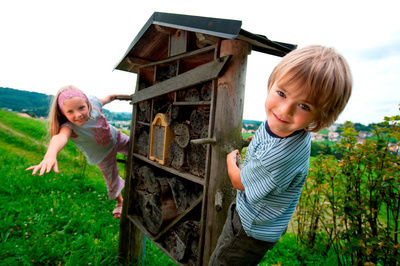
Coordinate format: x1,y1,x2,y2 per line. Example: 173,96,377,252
265,81,317,137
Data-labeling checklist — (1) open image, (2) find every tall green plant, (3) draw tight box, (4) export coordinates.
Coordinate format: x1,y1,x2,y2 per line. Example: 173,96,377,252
295,113,400,265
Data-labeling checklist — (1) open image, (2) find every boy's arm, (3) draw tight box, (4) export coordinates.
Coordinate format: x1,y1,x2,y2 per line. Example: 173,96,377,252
26,126,72,176
226,150,244,191
100,94,131,106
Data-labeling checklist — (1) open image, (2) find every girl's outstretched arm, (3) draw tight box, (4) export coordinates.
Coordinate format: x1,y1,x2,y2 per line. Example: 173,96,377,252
100,94,131,106
26,126,72,176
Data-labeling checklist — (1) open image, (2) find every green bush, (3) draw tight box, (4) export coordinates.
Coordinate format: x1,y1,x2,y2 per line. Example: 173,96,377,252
294,114,400,265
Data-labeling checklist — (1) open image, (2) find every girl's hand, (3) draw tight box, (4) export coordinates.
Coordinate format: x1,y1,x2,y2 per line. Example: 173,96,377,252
26,156,59,176
26,127,70,176
100,94,131,105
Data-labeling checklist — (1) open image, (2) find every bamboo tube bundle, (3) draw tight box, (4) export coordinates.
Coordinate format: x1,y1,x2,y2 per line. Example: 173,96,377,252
136,130,149,156
163,220,200,264
138,100,151,123
156,63,178,82
167,177,188,214
200,82,212,101
184,87,200,102
189,109,209,135
166,139,185,169
135,166,178,235
187,143,206,177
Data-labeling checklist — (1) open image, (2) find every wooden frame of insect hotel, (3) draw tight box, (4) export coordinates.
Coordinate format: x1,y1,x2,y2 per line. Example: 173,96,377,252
114,12,296,265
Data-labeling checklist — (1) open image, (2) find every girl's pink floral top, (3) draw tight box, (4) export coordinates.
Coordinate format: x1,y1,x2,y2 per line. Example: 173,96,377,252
62,96,118,164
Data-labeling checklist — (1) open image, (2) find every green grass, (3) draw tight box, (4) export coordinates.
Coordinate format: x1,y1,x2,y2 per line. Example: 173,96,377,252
0,110,48,141
0,128,121,264
242,132,254,140
259,232,339,265
0,110,338,265
0,110,175,265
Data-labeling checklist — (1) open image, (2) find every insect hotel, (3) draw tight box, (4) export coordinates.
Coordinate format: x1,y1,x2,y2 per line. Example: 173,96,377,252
114,12,295,265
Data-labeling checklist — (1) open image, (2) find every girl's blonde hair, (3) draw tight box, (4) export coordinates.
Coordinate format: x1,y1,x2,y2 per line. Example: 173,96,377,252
268,45,352,132
48,85,92,137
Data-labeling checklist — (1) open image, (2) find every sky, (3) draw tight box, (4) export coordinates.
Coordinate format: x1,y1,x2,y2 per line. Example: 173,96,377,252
0,0,399,125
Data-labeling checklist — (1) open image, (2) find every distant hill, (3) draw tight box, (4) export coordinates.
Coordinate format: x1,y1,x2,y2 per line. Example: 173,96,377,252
0,87,52,117
242,119,262,131
0,87,131,121
0,87,265,126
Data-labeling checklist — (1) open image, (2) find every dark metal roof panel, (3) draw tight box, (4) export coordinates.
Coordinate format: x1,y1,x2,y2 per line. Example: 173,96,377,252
152,12,242,39
237,29,297,57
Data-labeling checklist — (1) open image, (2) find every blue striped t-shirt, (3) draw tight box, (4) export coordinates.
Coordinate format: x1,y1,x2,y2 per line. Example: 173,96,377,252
236,121,311,242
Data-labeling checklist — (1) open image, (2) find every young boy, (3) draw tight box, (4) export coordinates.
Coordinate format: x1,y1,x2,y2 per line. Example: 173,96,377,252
209,45,352,265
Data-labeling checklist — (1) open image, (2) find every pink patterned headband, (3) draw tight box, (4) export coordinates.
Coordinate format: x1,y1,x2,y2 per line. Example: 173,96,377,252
57,88,89,109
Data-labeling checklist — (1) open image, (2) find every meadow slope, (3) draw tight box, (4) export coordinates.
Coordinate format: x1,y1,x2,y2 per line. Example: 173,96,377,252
0,110,174,265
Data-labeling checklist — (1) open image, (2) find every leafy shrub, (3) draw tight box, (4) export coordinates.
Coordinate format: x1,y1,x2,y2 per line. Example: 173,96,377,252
294,114,400,265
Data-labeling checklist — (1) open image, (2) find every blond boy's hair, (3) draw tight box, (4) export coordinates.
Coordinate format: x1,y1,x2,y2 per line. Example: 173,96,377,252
268,45,352,132
48,85,92,137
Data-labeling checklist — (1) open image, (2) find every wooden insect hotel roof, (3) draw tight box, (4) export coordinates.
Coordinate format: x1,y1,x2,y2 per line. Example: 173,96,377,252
115,12,296,73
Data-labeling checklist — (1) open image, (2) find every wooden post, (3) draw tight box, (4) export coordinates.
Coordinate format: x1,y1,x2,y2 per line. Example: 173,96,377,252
203,39,251,264
119,103,145,264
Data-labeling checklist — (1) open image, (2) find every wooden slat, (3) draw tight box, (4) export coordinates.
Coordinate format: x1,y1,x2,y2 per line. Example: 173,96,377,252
115,96,132,101
133,153,205,185
127,215,181,265
173,101,211,106
132,55,231,103
203,40,250,264
137,121,150,126
190,138,216,145
119,103,145,264
198,78,218,266
127,215,156,241
140,45,216,69
154,196,202,241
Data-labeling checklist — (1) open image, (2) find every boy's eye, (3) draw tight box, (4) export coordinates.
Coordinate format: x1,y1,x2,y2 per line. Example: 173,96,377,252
299,104,311,111
277,91,286,98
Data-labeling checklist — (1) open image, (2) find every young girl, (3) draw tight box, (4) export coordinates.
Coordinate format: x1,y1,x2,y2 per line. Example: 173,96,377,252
26,85,131,219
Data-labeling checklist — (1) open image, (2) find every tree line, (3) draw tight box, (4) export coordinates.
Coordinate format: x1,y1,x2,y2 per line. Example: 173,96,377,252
0,87,131,121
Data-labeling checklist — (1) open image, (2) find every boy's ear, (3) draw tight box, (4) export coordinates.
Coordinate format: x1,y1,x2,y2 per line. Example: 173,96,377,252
306,120,319,132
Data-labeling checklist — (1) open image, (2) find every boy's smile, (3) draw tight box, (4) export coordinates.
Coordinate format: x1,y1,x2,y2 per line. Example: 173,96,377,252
61,97,89,126
265,82,317,138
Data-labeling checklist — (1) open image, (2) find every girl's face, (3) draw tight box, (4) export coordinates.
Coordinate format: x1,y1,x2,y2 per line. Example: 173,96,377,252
61,97,89,126
265,81,317,138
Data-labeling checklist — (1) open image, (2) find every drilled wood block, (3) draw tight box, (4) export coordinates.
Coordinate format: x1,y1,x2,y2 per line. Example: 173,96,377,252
174,123,190,148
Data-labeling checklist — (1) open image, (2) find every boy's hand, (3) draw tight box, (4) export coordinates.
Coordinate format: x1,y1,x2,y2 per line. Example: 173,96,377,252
226,150,244,190
227,150,240,165
26,157,59,176
227,150,243,169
